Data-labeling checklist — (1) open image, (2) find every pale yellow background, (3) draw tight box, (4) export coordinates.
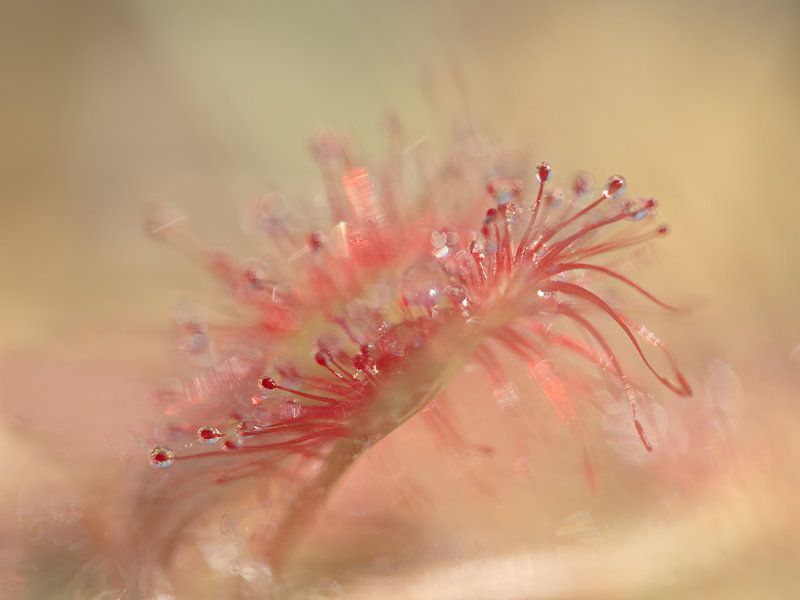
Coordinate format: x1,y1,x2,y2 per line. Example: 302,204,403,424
2,0,798,350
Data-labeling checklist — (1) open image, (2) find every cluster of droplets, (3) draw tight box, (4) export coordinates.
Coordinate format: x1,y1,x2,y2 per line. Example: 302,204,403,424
147,157,680,473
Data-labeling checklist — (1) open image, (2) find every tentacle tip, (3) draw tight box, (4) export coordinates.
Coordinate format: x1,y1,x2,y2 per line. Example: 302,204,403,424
535,161,552,184
677,373,693,396
603,175,627,199
259,376,277,390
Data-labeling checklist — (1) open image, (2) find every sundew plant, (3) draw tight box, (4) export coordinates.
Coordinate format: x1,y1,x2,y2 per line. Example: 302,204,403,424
139,125,690,595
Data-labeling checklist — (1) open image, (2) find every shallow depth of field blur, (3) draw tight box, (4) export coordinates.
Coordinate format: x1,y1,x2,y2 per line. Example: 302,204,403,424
1,1,799,598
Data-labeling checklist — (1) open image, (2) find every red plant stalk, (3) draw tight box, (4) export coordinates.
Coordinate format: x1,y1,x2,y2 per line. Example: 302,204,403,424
143,132,690,580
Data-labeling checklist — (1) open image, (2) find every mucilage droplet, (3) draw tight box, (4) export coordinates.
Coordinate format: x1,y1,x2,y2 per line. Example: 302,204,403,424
197,425,222,444
603,175,626,199
149,446,175,469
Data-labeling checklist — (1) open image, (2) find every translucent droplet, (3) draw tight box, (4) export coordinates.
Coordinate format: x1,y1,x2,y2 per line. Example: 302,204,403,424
223,436,244,451
180,330,209,354
259,376,277,390
603,175,626,199
174,306,210,355
235,420,257,436
431,230,450,258
399,260,450,311
149,446,175,469
487,178,523,205
242,261,269,291
430,230,448,249
544,188,566,206
243,193,289,237
220,512,239,537
446,284,468,305
500,201,523,224
626,197,658,220
197,425,221,444
535,161,552,184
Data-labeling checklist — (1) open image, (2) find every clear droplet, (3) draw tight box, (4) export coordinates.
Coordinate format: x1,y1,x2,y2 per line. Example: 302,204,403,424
603,175,626,199
149,446,175,469
242,261,269,291
197,425,221,444
430,230,448,249
544,188,566,207
535,161,552,184
487,178,523,205
243,192,290,237
399,260,450,311
223,436,244,451
235,420,255,435
260,376,279,391
626,197,658,220
174,306,211,355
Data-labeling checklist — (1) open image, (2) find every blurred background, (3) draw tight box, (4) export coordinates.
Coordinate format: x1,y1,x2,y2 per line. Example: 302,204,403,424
1,1,798,598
